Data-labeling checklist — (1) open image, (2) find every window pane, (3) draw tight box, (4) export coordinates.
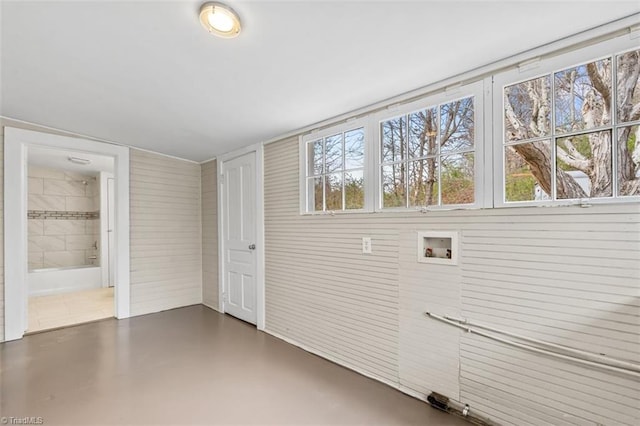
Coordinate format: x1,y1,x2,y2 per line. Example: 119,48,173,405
441,153,474,205
345,128,365,169
554,58,611,134
345,170,365,209
504,76,551,142
408,108,438,158
556,131,612,199
307,140,323,176
381,116,406,163
408,159,438,207
307,177,323,211
325,173,343,210
325,134,343,173
381,164,406,208
616,50,640,124
441,97,475,153
504,140,551,202
616,125,640,197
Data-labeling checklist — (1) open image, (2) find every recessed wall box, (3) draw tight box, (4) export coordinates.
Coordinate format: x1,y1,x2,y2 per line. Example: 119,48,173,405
417,231,458,265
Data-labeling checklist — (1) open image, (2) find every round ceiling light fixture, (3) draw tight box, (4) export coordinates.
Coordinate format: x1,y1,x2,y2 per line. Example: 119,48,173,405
199,2,241,38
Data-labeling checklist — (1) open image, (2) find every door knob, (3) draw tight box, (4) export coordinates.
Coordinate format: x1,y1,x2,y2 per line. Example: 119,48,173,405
248,244,256,250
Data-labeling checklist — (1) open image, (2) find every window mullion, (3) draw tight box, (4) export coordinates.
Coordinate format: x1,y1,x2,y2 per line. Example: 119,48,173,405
322,138,327,211
611,54,618,198
342,132,346,210
437,104,442,206
550,73,557,202
404,115,409,208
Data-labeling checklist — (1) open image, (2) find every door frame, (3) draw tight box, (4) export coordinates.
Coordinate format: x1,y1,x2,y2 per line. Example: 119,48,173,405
217,143,265,330
3,127,130,341
99,171,115,287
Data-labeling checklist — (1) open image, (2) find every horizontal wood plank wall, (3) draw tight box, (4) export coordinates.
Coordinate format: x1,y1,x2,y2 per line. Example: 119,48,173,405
264,137,401,384
201,159,218,309
399,229,461,401
263,136,640,426
459,213,640,426
129,149,202,316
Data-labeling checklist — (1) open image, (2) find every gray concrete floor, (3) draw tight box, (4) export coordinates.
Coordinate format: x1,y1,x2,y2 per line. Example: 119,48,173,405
1,305,468,425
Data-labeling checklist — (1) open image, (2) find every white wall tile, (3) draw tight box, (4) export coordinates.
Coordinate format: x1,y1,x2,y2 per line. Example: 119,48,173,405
43,251,86,268
28,194,65,211
28,219,44,236
44,179,86,197
85,219,100,234
66,234,95,251
29,235,65,252
44,219,86,236
64,171,89,182
28,177,43,195
28,252,44,270
85,179,98,196
65,196,94,212
28,165,65,179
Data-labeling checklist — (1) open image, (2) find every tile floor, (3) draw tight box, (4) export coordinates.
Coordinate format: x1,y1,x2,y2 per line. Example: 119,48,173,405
27,287,114,333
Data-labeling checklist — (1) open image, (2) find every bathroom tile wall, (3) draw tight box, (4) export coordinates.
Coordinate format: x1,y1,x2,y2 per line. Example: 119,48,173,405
28,166,100,270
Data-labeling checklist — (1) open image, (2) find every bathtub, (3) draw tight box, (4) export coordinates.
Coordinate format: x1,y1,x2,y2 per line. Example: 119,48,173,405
28,265,103,297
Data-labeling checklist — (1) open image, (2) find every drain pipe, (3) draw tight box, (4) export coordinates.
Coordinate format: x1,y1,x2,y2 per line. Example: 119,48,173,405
427,392,494,425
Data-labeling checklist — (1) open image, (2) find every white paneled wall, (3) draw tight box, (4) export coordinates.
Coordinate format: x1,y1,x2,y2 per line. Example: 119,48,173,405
263,136,640,426
265,137,401,385
459,217,640,425
398,229,461,401
201,159,218,309
128,149,203,316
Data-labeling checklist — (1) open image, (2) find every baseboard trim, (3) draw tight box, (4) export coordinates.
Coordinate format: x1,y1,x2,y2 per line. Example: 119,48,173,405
202,302,222,313
263,327,429,403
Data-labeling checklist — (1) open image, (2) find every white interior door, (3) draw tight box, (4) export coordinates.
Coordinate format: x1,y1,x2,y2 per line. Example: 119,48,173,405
222,152,257,324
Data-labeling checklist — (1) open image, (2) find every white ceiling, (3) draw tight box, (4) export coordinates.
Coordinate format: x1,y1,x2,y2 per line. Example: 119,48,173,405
1,1,639,162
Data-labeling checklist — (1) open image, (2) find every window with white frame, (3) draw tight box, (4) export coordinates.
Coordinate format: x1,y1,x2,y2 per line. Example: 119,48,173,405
501,45,640,204
302,124,367,213
378,82,483,209
298,34,638,215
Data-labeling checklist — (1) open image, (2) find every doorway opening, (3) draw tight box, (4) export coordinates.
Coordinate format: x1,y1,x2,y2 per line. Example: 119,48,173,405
25,147,116,333
4,127,130,341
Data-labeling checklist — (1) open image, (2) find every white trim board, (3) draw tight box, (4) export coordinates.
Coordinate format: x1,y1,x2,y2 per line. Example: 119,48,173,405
99,171,114,287
217,143,266,331
3,127,131,341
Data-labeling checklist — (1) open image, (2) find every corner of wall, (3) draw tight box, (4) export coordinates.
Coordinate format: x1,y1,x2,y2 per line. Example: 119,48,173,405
200,159,218,310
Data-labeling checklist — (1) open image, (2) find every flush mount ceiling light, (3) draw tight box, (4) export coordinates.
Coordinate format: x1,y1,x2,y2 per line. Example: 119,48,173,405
68,156,91,165
199,2,241,38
